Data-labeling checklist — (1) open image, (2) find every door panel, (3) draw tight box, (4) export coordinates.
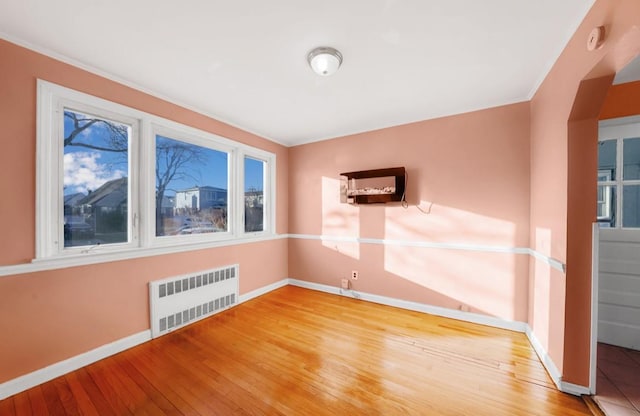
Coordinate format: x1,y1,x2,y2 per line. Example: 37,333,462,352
598,229,640,350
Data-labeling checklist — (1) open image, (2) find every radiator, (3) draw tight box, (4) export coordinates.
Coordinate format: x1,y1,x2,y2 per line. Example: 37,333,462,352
149,264,239,338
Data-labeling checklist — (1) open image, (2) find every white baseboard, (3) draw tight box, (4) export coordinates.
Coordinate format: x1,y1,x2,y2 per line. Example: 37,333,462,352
288,279,527,333
239,278,289,303
524,325,590,396
0,278,289,400
1,278,589,401
525,326,562,390
0,330,151,400
561,381,591,396
290,278,593,395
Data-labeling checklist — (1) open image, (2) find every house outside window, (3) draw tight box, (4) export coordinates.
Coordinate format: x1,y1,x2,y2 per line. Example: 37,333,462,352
154,134,229,238
63,107,133,248
37,80,276,261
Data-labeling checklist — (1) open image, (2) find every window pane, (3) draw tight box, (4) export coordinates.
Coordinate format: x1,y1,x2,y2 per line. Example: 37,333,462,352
63,109,130,247
623,137,640,180
244,157,264,232
155,135,228,237
597,185,616,228
623,185,640,228
598,140,617,181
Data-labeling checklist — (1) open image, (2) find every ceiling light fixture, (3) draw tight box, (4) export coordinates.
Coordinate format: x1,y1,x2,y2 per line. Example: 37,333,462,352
307,47,343,76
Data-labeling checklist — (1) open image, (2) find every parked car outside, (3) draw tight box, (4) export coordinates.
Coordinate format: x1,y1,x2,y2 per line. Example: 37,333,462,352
64,216,94,240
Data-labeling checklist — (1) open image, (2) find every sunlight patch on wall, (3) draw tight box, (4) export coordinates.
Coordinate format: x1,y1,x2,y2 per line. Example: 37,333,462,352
384,202,518,246
384,245,520,320
531,261,552,351
322,176,359,259
382,202,522,320
535,227,552,257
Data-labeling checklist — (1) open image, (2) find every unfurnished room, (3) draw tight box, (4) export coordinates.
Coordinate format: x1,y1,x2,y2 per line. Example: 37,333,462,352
1,1,640,415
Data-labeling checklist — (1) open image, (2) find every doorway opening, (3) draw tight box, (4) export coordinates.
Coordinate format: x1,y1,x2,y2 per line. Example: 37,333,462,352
593,55,640,415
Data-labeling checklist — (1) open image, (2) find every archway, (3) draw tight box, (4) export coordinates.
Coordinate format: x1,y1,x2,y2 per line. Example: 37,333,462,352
565,26,640,391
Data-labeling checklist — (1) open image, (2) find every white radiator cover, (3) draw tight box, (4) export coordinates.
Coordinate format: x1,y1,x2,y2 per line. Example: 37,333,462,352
149,264,239,338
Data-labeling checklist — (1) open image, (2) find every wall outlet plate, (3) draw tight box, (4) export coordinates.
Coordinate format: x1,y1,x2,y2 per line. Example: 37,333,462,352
351,270,358,280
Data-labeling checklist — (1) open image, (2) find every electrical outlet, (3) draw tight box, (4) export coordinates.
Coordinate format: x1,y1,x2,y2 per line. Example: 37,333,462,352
341,279,350,289
351,270,358,280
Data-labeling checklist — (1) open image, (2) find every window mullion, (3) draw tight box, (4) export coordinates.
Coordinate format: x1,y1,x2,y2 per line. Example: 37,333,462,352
37,80,275,262
617,137,624,228
234,149,244,238
129,120,141,247
138,120,153,248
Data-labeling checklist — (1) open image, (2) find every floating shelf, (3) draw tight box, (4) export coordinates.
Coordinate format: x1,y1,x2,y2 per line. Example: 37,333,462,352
340,167,406,204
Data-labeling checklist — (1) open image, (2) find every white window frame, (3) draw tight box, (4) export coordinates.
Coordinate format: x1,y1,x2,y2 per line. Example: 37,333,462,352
599,117,640,229
597,170,612,221
36,80,276,263
147,122,237,247
37,82,143,258
239,151,276,236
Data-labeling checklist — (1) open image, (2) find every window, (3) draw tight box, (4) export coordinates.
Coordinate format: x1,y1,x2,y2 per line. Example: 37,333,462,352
597,170,613,223
155,134,229,237
244,156,265,233
63,108,133,248
37,80,275,261
598,119,640,229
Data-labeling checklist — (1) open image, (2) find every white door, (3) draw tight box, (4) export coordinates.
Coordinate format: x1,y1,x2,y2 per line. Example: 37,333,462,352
597,118,640,351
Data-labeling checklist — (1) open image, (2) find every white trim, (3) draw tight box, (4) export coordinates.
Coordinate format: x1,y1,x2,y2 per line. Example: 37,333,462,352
560,381,591,396
528,249,566,273
0,278,590,400
0,234,566,278
291,278,592,395
289,233,566,273
525,325,562,390
524,325,591,396
238,150,276,237
598,119,640,229
288,279,527,333
289,233,529,254
35,81,55,259
0,278,289,399
590,223,599,394
32,79,278,270
239,279,289,303
0,233,288,277
148,122,237,245
0,330,151,401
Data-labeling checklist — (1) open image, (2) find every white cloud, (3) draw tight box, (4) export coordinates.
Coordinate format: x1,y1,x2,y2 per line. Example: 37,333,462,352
64,152,126,194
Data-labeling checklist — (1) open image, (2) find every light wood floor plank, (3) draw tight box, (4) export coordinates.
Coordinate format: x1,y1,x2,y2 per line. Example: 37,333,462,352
1,286,594,415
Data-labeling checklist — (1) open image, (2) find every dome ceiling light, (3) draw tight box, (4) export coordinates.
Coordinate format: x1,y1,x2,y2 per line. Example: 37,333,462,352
307,46,343,76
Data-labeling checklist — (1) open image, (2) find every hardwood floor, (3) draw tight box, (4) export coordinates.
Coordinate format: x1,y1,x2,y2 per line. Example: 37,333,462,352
1,285,593,415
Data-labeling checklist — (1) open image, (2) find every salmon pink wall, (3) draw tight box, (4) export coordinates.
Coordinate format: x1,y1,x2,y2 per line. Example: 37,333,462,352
600,80,640,119
529,0,640,386
0,39,288,384
289,102,531,322
4,0,640,394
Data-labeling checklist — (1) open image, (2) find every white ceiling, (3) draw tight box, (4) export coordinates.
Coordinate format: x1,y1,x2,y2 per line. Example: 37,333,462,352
0,0,597,146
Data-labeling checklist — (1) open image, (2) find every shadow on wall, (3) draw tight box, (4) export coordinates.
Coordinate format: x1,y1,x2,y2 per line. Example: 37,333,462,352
303,176,532,322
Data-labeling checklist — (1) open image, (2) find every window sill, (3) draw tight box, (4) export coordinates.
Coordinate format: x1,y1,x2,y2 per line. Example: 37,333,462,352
1,233,286,277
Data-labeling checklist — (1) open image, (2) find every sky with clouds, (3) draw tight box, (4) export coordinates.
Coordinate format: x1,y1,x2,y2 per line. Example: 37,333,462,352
63,151,126,195
63,109,263,197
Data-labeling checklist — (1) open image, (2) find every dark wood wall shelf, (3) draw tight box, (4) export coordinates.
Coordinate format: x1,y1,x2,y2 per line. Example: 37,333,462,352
340,167,406,204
